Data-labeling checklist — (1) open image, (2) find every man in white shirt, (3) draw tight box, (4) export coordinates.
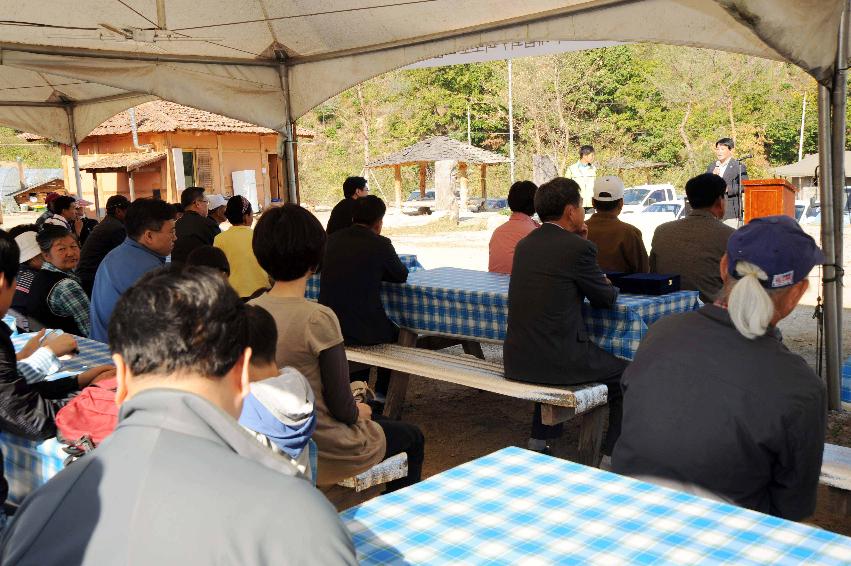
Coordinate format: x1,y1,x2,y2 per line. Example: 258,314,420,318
565,145,597,210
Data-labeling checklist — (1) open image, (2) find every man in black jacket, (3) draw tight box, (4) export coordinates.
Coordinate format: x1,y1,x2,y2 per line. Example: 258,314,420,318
326,176,369,235
706,137,748,223
171,187,220,264
320,196,408,396
77,195,130,296
504,177,627,457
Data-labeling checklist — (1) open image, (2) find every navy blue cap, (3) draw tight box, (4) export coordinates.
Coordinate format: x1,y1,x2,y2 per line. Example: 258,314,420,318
727,215,824,288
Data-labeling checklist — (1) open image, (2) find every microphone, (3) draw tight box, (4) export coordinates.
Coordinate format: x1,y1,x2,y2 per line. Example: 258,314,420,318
738,154,753,160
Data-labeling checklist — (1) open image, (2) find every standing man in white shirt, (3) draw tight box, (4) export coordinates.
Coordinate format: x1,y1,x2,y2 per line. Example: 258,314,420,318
706,137,748,225
565,145,597,211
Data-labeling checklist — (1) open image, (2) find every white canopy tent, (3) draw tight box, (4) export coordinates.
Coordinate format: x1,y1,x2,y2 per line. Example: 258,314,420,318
0,0,847,407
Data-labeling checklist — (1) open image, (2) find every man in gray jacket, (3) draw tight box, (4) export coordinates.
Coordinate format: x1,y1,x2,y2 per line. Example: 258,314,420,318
1,266,356,565
650,173,735,303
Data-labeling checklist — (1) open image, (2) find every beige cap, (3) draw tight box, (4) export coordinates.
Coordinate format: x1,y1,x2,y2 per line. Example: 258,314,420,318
593,176,625,201
14,231,40,263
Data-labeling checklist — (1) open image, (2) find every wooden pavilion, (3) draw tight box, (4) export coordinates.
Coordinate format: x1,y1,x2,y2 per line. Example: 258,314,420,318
366,136,510,208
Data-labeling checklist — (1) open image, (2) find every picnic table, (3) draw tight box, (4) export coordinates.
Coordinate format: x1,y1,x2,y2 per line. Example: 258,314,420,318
0,334,111,504
341,446,851,565
309,264,701,361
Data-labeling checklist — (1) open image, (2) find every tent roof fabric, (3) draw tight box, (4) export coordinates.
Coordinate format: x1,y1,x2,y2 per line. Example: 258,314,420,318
773,152,851,177
368,136,511,168
80,152,166,172
0,1,844,146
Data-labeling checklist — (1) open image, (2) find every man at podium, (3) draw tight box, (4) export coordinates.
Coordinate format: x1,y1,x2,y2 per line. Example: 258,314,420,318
706,137,748,223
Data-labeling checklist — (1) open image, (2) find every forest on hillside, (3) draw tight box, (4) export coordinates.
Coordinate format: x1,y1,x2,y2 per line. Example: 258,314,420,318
296,44,839,205
2,44,844,205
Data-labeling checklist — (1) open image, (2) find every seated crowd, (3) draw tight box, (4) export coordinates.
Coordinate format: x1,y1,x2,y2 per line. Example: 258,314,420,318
0,168,828,558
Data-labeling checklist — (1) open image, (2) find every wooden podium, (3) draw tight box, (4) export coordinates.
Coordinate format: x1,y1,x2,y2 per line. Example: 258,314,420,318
743,178,798,223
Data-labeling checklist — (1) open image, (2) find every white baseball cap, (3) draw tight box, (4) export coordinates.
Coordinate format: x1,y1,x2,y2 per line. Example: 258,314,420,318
206,194,227,209
14,231,41,263
593,176,625,201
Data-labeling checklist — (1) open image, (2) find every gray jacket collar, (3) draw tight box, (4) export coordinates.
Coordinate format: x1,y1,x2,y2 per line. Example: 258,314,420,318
118,389,301,478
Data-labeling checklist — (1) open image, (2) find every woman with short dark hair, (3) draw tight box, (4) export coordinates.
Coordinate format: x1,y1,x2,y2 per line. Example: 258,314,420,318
250,204,424,492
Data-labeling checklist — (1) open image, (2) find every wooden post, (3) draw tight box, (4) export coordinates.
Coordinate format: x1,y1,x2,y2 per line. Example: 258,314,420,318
382,329,418,420
165,133,177,202
480,164,487,199
458,161,469,217
393,165,402,210
91,172,102,220
418,162,427,199
128,171,136,201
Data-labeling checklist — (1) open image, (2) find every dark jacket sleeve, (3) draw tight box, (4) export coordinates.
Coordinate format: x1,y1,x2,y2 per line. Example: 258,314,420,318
0,341,69,441
318,343,358,425
574,242,618,309
768,387,826,520
381,239,409,283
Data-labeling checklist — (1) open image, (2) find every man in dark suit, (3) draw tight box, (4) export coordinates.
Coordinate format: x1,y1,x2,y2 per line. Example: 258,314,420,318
320,195,408,396
504,177,627,458
326,176,369,235
706,137,748,223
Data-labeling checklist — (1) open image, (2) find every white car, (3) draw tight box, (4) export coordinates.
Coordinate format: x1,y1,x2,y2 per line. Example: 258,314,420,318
621,199,686,251
620,184,678,214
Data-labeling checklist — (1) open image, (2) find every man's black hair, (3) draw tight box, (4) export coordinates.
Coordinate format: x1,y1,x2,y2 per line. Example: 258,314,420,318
7,224,38,239
352,195,386,226
342,176,367,199
246,305,278,366
108,265,248,379
187,245,231,276
0,230,20,288
685,173,727,209
535,177,581,222
715,137,735,150
125,198,177,241
105,195,130,216
592,198,621,212
579,145,595,158
507,181,537,216
225,195,252,226
253,204,326,282
52,195,76,215
180,186,206,208
36,225,74,254
174,203,185,214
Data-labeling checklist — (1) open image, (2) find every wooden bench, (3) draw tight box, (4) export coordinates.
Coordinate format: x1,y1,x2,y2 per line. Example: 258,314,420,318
821,443,851,517
346,343,609,466
323,453,409,511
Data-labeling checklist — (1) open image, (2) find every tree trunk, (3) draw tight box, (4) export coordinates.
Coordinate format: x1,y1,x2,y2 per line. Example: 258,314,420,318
678,100,694,161
355,84,370,165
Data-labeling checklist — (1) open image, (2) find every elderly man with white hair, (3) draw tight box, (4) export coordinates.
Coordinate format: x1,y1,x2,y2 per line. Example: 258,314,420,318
613,216,826,521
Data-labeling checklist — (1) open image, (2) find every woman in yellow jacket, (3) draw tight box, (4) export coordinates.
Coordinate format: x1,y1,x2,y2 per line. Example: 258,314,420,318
214,196,271,299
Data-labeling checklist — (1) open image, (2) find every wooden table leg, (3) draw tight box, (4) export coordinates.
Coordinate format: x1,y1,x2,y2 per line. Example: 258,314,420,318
576,405,606,467
382,329,418,420
461,340,485,359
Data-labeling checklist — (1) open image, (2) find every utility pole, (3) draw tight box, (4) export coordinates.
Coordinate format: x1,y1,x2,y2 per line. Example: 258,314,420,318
798,91,808,162
508,58,515,183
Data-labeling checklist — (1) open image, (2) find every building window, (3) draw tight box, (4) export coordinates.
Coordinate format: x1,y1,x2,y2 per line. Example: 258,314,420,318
182,151,196,189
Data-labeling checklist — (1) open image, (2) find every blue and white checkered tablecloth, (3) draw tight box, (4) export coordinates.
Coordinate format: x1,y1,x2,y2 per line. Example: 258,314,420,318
0,334,112,504
305,253,423,300
341,446,851,565
312,266,699,360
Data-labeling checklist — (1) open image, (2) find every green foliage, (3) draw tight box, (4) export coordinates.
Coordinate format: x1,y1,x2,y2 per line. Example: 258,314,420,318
297,45,830,204
0,127,61,168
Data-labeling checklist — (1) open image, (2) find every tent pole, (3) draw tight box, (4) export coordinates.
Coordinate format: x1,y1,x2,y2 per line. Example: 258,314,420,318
819,85,841,411
64,106,84,201
827,0,849,411
276,63,298,205
508,59,515,184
